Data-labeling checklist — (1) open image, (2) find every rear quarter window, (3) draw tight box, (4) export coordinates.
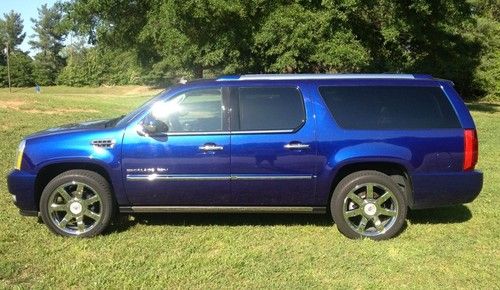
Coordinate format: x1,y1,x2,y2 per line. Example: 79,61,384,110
319,86,461,129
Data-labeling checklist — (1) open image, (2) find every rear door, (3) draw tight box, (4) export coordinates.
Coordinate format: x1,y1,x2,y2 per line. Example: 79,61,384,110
230,84,318,205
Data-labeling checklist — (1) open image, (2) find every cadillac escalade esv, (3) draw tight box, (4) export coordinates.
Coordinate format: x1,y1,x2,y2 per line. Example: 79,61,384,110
7,74,483,239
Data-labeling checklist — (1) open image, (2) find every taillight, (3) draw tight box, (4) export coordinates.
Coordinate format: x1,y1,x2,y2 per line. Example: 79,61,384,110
463,129,478,171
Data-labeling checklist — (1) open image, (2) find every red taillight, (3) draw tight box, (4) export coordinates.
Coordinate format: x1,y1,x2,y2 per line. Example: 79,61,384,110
463,129,478,171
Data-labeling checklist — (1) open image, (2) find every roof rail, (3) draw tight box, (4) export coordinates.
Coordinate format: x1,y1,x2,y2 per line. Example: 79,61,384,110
217,74,434,81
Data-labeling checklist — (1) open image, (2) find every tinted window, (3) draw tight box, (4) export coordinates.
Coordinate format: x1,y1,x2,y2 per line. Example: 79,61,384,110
238,87,305,131
319,86,460,129
150,88,223,132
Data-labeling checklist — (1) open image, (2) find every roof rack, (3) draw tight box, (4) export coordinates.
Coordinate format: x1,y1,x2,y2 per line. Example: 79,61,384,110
217,74,433,81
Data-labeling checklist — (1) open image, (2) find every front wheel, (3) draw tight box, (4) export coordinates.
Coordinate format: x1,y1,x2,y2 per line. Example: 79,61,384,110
39,170,114,237
331,170,407,240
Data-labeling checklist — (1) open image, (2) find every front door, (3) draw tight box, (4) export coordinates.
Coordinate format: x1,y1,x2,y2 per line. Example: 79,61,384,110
230,85,317,205
122,87,232,205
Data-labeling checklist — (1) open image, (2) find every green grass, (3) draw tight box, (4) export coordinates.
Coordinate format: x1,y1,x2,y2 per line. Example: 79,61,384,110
0,87,499,288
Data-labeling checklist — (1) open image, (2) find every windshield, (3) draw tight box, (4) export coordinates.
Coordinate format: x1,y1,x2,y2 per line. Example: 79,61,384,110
115,89,169,127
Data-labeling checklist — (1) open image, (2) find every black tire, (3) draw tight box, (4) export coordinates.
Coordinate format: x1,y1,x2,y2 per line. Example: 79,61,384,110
39,170,114,237
330,170,407,240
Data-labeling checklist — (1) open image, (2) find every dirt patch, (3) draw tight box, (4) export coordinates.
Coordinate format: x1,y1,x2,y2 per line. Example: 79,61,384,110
0,100,27,110
23,108,99,115
0,100,99,115
124,86,162,95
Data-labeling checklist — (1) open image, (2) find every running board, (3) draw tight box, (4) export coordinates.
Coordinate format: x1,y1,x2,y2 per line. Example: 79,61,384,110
119,206,326,214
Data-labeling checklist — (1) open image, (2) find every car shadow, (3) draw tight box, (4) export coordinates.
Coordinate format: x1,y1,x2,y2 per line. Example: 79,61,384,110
408,205,472,224
106,204,472,234
467,102,499,113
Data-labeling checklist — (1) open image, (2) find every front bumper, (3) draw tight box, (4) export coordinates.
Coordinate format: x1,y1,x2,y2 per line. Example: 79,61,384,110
410,170,483,209
7,169,38,213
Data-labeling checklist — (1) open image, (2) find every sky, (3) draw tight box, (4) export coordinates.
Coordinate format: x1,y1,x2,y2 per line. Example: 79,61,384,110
0,0,59,54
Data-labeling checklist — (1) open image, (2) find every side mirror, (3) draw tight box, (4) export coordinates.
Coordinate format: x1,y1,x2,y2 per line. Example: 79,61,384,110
137,119,169,136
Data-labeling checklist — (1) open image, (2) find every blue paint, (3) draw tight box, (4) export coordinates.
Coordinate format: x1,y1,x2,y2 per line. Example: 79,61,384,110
7,75,483,212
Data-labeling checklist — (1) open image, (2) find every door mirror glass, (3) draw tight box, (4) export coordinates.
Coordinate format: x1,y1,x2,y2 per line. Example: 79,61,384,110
137,118,169,136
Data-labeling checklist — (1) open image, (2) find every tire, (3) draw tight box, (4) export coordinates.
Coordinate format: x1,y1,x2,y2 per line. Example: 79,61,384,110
39,170,114,237
331,170,407,240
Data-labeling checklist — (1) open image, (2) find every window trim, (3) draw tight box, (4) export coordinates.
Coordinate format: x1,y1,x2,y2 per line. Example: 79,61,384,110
230,86,307,134
142,86,230,136
317,85,461,131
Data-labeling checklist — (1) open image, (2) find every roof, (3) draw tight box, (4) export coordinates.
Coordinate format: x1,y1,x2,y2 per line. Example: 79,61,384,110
216,74,434,81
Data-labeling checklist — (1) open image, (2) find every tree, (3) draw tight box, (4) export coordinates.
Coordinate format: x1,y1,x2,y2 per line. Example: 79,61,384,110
254,2,370,73
0,51,33,87
30,3,67,85
0,10,26,51
470,0,500,100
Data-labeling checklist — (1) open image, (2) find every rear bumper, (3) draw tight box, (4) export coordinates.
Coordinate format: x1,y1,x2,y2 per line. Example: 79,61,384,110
6,169,38,212
410,170,483,209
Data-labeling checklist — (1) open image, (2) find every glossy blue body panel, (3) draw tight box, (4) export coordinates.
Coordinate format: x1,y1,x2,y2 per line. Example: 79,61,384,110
6,75,483,213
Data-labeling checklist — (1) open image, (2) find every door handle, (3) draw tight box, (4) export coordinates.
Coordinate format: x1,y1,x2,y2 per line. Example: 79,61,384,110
284,142,310,150
199,143,224,151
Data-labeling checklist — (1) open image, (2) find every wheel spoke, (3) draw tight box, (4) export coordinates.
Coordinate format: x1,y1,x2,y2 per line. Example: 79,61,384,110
378,208,397,217
347,192,365,206
84,210,101,221
58,213,73,228
366,184,374,199
373,216,385,232
376,191,392,205
57,188,72,201
357,216,368,232
344,208,362,218
74,184,84,199
76,216,85,232
49,203,66,213
85,195,100,205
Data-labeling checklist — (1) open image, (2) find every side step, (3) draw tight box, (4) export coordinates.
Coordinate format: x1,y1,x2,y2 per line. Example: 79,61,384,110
119,206,326,214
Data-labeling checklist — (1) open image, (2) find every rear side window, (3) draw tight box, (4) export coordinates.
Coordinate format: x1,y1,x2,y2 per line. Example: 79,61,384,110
237,87,305,131
319,86,460,129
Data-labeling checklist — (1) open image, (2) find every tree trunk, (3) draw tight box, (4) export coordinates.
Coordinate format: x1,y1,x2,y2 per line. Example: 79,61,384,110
193,65,203,79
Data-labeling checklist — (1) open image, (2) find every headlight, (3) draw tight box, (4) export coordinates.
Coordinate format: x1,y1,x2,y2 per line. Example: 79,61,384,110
14,140,26,170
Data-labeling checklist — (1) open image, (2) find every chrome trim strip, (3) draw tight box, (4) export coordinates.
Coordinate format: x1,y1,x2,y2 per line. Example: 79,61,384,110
231,175,313,181
217,74,416,81
126,174,314,181
126,174,231,181
231,129,294,134
165,130,295,135
167,131,230,136
120,206,326,214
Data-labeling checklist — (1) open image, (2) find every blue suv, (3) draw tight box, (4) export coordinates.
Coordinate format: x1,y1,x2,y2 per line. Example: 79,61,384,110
7,74,483,239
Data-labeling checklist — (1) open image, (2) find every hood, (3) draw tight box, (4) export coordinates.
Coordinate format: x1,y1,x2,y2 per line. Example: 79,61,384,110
27,119,114,139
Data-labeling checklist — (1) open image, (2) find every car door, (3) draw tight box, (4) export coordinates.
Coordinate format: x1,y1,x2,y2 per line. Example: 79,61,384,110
230,84,318,205
122,87,232,205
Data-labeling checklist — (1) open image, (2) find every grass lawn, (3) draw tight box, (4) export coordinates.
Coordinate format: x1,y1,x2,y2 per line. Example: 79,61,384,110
0,86,498,288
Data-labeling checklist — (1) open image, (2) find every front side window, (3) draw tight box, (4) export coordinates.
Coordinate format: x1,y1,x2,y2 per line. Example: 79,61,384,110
149,88,223,132
319,86,461,129
237,87,305,131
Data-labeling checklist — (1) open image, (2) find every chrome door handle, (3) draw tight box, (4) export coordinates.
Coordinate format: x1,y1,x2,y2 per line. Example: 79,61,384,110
284,143,310,150
199,144,224,151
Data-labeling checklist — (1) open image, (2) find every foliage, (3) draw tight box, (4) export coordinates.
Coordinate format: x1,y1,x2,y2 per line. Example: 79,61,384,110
57,46,143,86
0,10,26,51
471,0,500,100
0,1,497,100
0,51,33,87
30,4,67,85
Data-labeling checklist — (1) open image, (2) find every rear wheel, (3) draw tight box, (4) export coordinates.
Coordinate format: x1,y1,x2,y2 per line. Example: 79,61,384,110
39,170,114,237
331,170,407,240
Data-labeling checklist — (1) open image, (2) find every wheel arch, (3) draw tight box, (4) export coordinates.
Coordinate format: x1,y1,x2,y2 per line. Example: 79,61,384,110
327,160,414,208
34,161,115,211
